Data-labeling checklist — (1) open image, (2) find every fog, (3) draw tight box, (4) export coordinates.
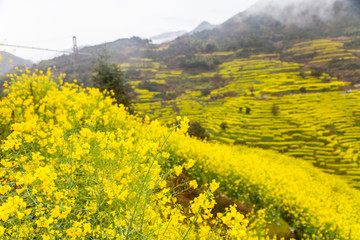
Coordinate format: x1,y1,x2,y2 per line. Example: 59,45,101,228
247,0,347,26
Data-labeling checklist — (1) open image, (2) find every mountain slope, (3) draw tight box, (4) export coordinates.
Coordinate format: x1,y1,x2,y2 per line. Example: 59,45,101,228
1,70,360,239
150,21,216,44
170,0,360,52
190,21,216,34
0,51,33,74
150,31,186,44
31,0,360,85
33,37,151,86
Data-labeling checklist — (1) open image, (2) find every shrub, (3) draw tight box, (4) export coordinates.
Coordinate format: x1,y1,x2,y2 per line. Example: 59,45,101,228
188,121,210,140
271,104,280,116
220,122,228,131
299,87,307,93
92,48,133,109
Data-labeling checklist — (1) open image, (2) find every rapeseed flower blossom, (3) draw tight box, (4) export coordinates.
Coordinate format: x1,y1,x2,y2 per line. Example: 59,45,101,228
0,67,358,239
0,70,251,239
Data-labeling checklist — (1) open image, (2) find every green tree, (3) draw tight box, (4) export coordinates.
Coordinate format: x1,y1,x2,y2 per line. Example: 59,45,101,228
92,48,133,109
271,104,280,116
188,121,210,140
220,122,228,131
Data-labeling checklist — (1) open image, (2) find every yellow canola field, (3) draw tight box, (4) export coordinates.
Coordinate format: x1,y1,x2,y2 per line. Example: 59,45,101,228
1,71,360,239
0,71,249,239
172,138,360,239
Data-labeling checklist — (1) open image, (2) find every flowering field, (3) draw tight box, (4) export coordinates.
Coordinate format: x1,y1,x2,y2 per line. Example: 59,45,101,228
132,39,360,189
0,70,256,239
1,70,360,239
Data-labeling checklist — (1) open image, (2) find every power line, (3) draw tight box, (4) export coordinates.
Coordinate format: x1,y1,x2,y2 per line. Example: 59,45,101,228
0,42,91,56
0,43,72,54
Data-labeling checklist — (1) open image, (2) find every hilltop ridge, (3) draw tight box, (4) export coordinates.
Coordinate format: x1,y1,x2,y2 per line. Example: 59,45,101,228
0,51,33,74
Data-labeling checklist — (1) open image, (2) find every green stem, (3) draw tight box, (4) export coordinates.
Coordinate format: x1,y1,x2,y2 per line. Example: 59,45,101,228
181,207,203,240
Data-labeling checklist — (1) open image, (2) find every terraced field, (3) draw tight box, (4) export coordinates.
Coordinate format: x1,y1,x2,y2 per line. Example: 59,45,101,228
131,39,360,189
2,69,360,239
286,39,358,64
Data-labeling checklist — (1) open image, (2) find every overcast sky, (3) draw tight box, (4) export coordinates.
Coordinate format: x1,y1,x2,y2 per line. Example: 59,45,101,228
0,0,258,62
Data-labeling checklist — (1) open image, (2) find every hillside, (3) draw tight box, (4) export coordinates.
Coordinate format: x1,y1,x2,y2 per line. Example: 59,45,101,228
190,21,216,34
1,70,360,239
150,31,187,44
150,21,216,44
32,37,151,87
2,1,360,238
25,0,360,84
6,0,359,190
0,51,33,74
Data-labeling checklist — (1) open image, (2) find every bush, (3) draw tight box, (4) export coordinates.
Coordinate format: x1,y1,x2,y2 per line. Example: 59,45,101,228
188,121,210,140
310,68,323,77
137,81,166,92
220,122,228,131
92,48,133,109
271,104,280,116
179,55,219,70
299,87,307,93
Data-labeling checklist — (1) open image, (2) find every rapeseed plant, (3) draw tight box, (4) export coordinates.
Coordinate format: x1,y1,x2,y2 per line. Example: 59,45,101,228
1,66,357,239
0,69,252,239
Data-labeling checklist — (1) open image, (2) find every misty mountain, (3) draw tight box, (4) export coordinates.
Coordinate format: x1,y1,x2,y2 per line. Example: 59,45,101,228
190,21,216,34
28,0,360,85
34,37,151,86
151,0,360,62
0,51,33,75
150,31,187,44
245,0,344,26
222,0,360,36
150,21,216,44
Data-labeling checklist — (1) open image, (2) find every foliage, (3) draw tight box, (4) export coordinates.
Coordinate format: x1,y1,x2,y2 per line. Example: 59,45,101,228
271,104,279,116
133,53,360,189
204,40,218,53
0,71,254,239
137,80,166,92
179,55,220,70
220,122,228,131
299,87,307,93
344,38,360,48
188,121,210,140
91,49,133,109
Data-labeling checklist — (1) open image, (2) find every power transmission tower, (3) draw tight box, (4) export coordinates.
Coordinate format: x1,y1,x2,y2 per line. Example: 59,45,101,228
73,36,79,64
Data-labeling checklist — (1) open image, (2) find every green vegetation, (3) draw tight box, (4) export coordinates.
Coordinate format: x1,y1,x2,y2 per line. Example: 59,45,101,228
2,71,360,239
91,49,133,109
4,3,360,239
187,120,210,140
132,39,360,189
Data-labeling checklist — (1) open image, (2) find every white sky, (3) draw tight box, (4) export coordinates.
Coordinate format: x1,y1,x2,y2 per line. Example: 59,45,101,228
0,0,258,62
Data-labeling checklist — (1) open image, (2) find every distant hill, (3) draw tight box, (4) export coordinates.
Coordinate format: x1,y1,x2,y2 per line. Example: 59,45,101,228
190,21,216,34
7,0,360,193
30,0,360,84
150,21,216,44
0,51,33,74
150,31,186,44
34,37,151,86
172,0,360,42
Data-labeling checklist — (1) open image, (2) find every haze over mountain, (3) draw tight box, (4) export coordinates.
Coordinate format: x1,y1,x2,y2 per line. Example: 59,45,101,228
0,51,33,74
246,0,346,26
9,0,360,85
150,31,187,44
190,21,216,34
191,0,360,41
2,1,360,239
150,21,216,44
